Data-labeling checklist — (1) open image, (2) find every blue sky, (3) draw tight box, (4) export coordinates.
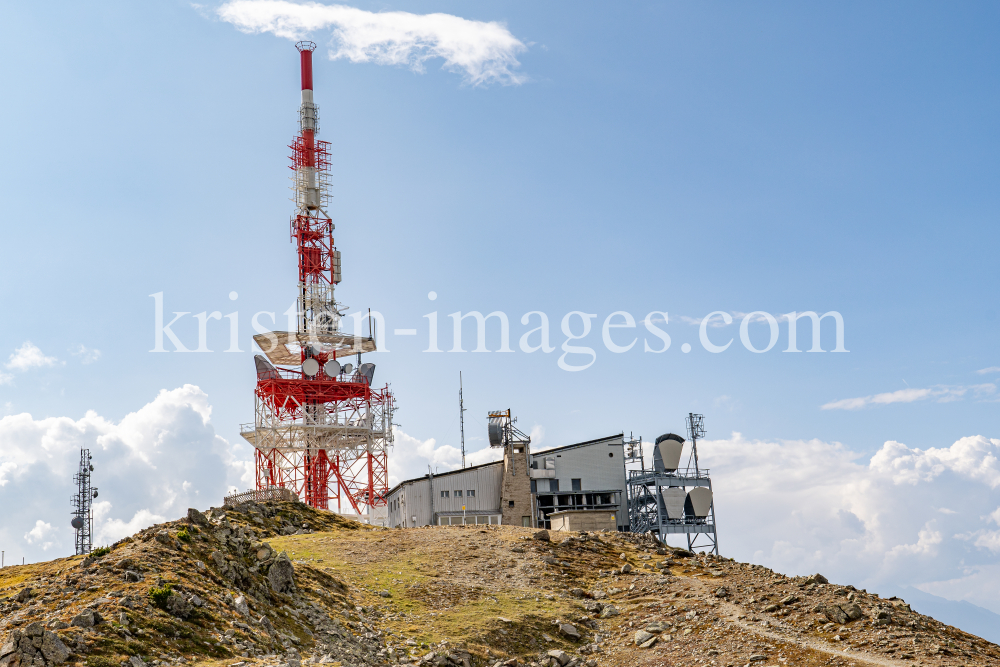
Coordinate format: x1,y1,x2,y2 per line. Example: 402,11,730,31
2,0,1000,626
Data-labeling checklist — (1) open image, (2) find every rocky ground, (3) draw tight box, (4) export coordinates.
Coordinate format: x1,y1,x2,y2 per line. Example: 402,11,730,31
2,500,997,667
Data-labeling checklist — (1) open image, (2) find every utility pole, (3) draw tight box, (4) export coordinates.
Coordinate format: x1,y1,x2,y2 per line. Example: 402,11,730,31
459,372,467,469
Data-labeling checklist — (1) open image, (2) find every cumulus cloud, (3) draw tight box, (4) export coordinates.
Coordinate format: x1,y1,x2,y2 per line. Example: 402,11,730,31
217,0,527,86
675,432,1000,614
976,367,1000,375
24,519,57,551
822,384,996,410
6,341,60,371
71,344,102,365
0,385,252,563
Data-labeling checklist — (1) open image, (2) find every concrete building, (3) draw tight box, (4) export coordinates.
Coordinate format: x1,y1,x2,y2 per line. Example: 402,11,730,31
385,433,628,530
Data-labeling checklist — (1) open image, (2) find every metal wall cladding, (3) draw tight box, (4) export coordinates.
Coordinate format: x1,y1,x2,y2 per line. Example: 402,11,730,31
530,435,628,525
387,463,503,527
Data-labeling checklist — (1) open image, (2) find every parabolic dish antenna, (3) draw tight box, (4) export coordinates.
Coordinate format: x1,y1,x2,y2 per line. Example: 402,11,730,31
302,358,320,377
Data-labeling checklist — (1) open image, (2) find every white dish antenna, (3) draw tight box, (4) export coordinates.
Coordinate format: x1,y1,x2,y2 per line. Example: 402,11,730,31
302,358,320,377
324,359,341,377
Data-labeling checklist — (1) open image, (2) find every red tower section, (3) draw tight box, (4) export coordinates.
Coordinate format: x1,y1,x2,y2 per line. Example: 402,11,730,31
241,42,394,520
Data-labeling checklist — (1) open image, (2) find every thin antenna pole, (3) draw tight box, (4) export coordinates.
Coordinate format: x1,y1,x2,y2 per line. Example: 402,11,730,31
690,413,700,475
459,372,467,469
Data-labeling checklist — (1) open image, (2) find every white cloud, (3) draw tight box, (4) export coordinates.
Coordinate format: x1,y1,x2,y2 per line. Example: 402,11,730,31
822,384,997,410
976,367,1000,375
687,432,1000,614
0,385,251,562
217,0,528,86
6,341,60,372
0,372,12,386
71,344,102,364
24,519,57,551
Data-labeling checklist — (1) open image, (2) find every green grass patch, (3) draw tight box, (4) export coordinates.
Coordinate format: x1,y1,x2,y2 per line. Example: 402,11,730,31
177,529,192,543
90,546,112,558
148,583,173,609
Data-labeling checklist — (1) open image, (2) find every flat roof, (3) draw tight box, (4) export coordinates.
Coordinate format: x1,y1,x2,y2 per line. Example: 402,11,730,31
385,432,625,498
531,433,624,457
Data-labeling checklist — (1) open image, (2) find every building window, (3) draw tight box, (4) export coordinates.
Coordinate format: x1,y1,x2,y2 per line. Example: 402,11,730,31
572,478,582,491
530,480,537,493
508,500,515,507
441,490,449,498
455,490,462,497
467,490,475,497
550,479,559,492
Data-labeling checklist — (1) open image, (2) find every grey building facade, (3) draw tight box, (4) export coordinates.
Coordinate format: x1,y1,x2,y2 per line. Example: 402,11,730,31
386,433,628,530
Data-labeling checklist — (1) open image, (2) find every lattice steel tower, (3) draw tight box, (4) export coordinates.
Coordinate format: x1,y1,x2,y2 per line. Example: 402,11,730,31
71,449,98,555
241,42,396,517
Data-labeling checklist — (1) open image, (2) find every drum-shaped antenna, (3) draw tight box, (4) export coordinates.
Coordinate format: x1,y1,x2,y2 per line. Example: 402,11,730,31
685,487,713,517
653,433,685,472
302,358,320,377
342,363,353,375
488,422,504,447
324,359,341,377
660,487,686,519
71,517,84,529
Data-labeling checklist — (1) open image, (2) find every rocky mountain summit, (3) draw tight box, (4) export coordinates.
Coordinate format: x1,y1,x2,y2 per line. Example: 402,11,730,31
1,500,996,667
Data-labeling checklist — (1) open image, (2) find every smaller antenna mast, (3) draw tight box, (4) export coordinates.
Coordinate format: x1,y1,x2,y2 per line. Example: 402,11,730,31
459,372,467,468
71,449,98,555
686,413,706,475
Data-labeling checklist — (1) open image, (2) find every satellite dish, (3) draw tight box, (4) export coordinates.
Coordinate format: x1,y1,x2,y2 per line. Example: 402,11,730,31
324,359,341,377
302,358,320,377
342,363,353,375
71,517,84,530
92,490,99,498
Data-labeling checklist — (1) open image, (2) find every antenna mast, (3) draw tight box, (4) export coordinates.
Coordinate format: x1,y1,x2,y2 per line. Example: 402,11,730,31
71,449,98,555
686,413,706,475
459,372,467,468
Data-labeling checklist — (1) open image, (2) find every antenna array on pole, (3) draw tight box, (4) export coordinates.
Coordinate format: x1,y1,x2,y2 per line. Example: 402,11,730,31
459,372,467,469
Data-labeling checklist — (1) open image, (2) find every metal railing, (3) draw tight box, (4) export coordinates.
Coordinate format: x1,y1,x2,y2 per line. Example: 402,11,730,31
224,486,298,506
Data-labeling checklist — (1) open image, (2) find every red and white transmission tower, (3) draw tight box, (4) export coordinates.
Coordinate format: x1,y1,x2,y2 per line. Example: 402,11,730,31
241,42,395,517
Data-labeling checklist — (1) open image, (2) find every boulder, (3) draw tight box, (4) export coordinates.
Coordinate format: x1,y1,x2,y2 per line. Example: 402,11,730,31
256,545,274,561
558,623,580,640
233,595,250,616
71,610,101,628
546,649,570,666
599,605,620,618
129,656,148,667
154,530,172,545
841,603,864,620
124,571,144,583
14,589,31,603
780,595,798,605
23,624,43,638
620,563,633,574
569,588,585,598
165,592,193,619
187,508,209,525
268,554,296,593
823,605,848,625
634,630,655,646
40,631,70,664
808,573,829,585
533,530,551,542
644,622,669,633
